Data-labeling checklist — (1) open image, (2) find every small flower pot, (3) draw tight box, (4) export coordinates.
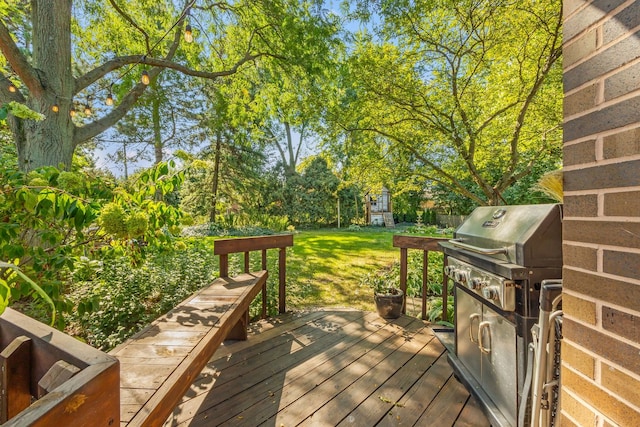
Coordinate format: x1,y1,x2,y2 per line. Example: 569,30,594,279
374,288,404,319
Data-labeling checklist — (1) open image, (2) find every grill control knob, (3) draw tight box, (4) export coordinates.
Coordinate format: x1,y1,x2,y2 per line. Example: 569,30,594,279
454,270,468,284
470,277,485,290
482,286,500,301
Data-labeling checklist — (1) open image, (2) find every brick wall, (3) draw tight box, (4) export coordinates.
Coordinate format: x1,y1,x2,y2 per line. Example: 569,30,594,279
562,1,640,425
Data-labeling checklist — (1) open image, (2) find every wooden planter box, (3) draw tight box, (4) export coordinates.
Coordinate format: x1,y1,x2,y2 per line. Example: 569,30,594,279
0,308,119,426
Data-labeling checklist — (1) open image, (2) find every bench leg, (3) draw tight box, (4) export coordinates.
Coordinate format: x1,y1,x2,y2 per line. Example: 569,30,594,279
226,310,249,341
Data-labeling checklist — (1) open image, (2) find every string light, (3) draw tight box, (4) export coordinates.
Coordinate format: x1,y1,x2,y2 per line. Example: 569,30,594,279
141,70,150,85
184,6,194,43
105,83,115,106
184,24,193,43
52,103,59,113
70,105,76,117
8,83,16,93
84,105,92,116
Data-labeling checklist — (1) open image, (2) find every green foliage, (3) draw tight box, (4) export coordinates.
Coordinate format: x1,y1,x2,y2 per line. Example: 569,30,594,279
329,0,563,208
0,101,46,121
0,261,56,324
68,241,217,350
99,203,127,238
0,157,188,327
263,156,360,227
359,249,453,323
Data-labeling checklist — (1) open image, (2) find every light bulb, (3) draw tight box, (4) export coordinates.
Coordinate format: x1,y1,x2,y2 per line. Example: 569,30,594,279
52,104,59,113
184,24,193,43
8,83,16,93
84,105,91,116
106,93,114,106
70,107,76,117
141,70,150,85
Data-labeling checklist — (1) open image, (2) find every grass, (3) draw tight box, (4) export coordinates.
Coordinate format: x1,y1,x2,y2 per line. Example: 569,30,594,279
286,229,399,311
218,226,449,316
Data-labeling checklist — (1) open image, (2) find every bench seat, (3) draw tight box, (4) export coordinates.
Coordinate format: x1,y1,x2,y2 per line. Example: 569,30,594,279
109,271,268,427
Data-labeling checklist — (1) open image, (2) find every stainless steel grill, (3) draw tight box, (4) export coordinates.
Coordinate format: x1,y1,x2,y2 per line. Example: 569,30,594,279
439,204,563,427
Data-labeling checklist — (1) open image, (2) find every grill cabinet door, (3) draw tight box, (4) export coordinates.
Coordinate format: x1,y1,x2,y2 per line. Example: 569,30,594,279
455,287,482,383
481,304,518,427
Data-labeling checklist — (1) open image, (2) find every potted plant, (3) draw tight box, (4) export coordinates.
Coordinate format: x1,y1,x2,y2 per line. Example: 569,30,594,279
365,271,404,319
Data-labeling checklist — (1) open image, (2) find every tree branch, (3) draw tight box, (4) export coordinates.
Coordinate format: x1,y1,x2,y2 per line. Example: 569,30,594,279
0,18,43,97
75,51,270,94
107,0,152,54
0,75,26,103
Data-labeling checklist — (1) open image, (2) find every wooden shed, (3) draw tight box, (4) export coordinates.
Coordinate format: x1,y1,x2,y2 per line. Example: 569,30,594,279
365,187,394,227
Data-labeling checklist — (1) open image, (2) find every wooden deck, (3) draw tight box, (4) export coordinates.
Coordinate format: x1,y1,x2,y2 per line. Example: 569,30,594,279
161,309,489,427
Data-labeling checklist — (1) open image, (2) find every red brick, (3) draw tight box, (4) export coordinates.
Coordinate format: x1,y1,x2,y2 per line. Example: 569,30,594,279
564,293,597,325
563,0,623,42
563,195,598,218
564,220,640,249
603,250,640,280
563,244,597,271
602,127,640,159
565,82,598,119
564,318,640,375
562,341,596,379
601,362,640,408
563,139,596,166
602,305,640,343
603,1,640,45
604,191,640,216
563,366,640,426
563,269,640,313
565,30,598,69
560,389,598,426
565,95,640,141
564,30,640,93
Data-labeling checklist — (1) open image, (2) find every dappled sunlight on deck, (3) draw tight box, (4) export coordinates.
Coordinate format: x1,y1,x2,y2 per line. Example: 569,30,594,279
162,309,489,426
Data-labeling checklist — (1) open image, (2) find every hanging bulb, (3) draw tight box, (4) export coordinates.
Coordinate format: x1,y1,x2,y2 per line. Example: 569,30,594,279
84,105,91,116
106,92,114,106
184,24,193,43
141,70,150,85
70,106,76,117
52,103,59,113
8,83,16,93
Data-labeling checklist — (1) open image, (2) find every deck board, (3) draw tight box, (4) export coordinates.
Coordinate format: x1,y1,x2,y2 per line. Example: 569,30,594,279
110,271,268,426
163,309,490,427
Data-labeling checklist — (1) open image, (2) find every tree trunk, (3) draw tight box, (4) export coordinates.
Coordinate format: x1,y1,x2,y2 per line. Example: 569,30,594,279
284,122,296,176
122,141,129,180
209,133,222,223
152,86,162,165
19,0,75,171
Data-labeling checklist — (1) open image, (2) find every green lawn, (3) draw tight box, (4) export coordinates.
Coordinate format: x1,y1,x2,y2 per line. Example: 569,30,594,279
286,229,400,312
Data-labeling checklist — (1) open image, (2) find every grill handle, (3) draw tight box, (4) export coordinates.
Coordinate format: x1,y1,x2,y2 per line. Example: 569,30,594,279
449,239,507,255
469,313,481,343
478,321,491,354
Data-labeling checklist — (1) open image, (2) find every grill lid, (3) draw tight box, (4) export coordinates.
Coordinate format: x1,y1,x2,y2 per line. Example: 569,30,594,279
449,203,562,268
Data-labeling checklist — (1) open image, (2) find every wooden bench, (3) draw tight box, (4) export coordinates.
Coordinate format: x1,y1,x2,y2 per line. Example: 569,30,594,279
110,234,293,427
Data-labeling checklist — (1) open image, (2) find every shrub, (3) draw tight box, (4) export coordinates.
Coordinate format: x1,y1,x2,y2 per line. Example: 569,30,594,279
68,241,217,350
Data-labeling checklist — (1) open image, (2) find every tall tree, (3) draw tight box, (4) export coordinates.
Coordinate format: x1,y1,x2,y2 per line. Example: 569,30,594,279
0,0,336,172
330,0,563,207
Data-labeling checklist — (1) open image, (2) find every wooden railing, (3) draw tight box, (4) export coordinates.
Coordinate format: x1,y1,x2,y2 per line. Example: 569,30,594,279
214,234,294,315
392,235,449,321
